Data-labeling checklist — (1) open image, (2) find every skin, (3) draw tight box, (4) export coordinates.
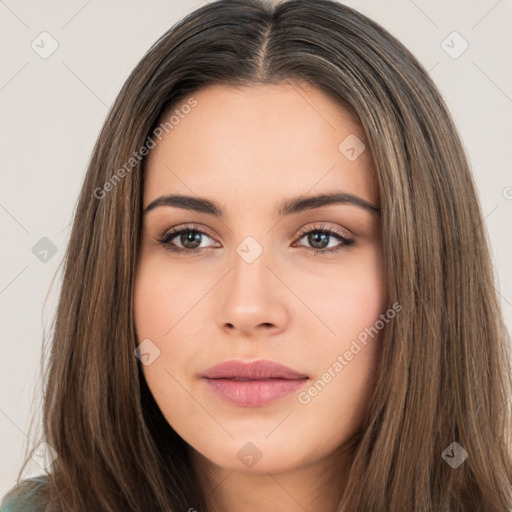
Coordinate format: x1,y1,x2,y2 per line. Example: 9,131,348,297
134,82,387,512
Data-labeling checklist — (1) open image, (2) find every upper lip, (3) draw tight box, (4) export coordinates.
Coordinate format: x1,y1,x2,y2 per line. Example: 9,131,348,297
201,359,309,380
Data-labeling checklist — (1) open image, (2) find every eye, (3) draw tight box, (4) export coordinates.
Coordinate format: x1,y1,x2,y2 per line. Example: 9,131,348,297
293,222,354,255
156,222,354,255
156,224,219,254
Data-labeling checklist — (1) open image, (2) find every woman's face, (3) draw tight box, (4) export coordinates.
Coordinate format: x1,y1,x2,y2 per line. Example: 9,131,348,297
134,82,387,476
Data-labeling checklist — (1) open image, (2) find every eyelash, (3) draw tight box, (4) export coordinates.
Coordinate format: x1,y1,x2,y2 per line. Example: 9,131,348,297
155,222,354,256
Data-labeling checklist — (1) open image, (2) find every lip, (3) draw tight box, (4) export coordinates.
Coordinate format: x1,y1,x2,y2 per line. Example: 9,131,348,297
201,359,309,407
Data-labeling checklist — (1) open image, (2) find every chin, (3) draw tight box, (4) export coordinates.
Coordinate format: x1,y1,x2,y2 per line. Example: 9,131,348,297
191,436,313,475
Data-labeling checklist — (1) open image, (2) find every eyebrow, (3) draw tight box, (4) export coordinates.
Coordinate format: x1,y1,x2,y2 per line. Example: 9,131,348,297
143,192,380,217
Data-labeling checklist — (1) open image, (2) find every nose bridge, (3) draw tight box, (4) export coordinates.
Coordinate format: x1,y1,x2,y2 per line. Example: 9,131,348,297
215,232,288,334
230,233,271,299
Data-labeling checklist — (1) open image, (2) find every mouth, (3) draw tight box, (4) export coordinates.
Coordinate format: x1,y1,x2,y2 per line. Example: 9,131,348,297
201,359,309,407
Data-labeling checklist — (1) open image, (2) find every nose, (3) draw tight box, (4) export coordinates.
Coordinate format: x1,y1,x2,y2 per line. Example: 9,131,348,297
215,241,290,338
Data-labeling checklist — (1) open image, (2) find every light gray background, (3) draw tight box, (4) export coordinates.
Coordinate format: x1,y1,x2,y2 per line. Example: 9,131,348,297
1,0,511,496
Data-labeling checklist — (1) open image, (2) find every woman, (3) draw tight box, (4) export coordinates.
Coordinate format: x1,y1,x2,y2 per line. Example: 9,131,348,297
2,0,511,510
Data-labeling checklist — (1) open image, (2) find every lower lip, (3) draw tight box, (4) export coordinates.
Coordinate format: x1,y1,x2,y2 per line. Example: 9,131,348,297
203,378,308,407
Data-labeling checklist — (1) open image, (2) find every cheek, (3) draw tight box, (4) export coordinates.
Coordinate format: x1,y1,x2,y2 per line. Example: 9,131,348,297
133,256,207,342
290,243,387,343
292,247,386,425
132,253,218,372
133,260,180,379
133,260,205,427
336,250,387,338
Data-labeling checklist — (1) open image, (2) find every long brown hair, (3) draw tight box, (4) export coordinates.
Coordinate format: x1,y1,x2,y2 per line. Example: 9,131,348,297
5,0,512,510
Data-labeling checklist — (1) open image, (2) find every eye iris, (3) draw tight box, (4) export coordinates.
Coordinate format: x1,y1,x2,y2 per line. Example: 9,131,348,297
309,232,329,249
180,231,202,249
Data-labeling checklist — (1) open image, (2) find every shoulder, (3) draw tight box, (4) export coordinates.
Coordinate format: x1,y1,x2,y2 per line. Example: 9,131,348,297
0,476,50,512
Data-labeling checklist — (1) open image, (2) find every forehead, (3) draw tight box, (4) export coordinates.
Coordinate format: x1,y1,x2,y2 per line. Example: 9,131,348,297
144,82,377,210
